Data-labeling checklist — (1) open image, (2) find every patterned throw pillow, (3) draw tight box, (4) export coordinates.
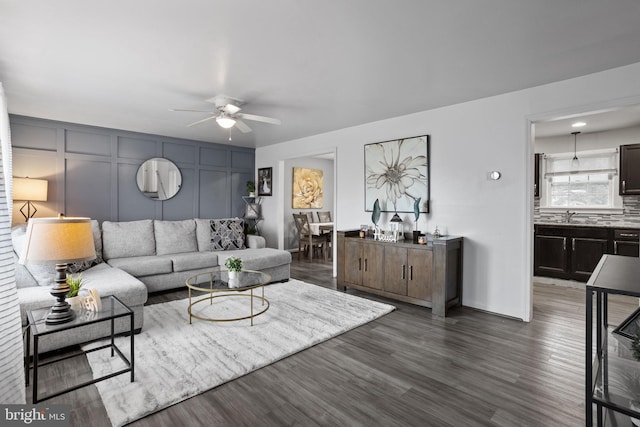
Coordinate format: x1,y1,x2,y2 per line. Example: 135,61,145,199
210,218,246,251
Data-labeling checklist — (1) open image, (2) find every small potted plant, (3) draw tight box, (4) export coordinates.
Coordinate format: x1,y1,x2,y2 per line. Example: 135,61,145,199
66,273,83,309
225,256,243,280
246,181,256,197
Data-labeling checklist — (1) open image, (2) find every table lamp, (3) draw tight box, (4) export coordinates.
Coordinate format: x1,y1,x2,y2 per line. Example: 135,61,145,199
13,177,48,221
19,215,96,325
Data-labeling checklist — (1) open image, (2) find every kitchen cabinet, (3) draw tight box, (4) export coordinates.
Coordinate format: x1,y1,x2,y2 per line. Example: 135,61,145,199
620,143,640,195
613,229,640,257
534,225,611,282
337,231,463,317
534,153,541,197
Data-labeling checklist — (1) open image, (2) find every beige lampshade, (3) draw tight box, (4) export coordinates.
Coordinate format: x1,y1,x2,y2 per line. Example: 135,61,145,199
13,177,48,201
19,217,96,264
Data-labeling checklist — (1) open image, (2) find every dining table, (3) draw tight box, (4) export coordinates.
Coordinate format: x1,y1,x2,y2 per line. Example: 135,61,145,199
309,222,333,235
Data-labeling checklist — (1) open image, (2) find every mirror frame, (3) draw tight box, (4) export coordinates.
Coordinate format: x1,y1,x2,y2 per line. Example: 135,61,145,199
136,158,182,200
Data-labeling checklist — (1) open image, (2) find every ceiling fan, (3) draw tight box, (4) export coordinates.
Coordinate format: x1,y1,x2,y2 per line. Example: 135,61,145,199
169,95,281,133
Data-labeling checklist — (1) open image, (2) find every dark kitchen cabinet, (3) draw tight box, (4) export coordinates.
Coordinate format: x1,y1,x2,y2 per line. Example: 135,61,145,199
620,143,640,195
570,236,610,281
534,225,611,282
534,234,567,277
613,229,640,257
534,153,541,197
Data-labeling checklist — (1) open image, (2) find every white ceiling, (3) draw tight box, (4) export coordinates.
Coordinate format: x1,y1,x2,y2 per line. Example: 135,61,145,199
534,104,640,138
1,1,640,148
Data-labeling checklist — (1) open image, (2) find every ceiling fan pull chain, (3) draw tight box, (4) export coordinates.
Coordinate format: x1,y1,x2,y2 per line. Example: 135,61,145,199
228,128,232,141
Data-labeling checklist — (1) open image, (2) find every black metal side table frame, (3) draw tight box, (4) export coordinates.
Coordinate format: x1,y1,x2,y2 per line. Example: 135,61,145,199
25,295,135,404
586,255,640,426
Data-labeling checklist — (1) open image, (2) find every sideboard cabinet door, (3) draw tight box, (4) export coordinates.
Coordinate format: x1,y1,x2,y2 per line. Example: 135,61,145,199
407,248,433,301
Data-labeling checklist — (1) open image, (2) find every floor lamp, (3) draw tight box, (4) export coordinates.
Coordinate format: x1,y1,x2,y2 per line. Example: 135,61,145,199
13,177,48,221
19,215,96,325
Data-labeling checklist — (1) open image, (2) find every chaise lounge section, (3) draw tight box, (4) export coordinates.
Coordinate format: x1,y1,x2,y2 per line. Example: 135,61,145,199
14,217,291,353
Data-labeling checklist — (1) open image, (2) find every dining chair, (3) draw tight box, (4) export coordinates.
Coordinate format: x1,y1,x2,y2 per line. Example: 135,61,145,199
293,213,329,261
316,211,332,222
299,211,314,224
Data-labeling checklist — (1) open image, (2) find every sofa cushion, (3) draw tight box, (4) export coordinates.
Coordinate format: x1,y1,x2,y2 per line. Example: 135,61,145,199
17,262,147,327
102,219,155,259
195,218,213,252
170,252,219,272
209,218,246,251
13,252,38,289
107,255,173,277
154,219,197,255
216,248,292,272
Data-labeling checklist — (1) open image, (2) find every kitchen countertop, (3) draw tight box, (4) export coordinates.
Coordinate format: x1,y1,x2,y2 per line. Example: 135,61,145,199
535,222,640,230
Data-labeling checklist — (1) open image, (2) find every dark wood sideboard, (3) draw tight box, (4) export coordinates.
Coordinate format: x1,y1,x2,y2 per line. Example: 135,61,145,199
336,230,463,317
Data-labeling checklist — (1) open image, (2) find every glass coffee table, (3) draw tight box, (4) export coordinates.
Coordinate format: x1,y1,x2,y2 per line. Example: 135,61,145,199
185,269,271,326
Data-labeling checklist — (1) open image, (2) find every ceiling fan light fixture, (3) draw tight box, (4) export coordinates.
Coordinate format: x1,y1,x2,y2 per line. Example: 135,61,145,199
216,116,236,129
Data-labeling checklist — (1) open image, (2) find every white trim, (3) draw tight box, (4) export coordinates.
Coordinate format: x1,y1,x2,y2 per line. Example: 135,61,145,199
543,147,618,159
540,148,622,210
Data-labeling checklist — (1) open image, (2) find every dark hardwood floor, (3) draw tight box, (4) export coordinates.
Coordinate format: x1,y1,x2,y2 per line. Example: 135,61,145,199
26,255,638,426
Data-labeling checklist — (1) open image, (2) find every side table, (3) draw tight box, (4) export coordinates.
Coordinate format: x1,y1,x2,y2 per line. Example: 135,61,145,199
586,255,640,425
25,295,135,403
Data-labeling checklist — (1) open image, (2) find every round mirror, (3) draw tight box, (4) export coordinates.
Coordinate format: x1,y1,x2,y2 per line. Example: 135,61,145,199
136,158,182,200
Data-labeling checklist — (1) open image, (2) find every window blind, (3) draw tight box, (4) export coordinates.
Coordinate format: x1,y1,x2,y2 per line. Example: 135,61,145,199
0,81,25,404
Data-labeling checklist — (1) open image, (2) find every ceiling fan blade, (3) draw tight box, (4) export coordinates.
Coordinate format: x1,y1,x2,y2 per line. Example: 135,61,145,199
186,115,217,127
234,119,252,133
221,104,241,114
236,113,281,125
170,108,217,114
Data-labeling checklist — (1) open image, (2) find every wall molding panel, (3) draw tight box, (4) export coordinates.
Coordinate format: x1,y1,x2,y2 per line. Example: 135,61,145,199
10,115,254,225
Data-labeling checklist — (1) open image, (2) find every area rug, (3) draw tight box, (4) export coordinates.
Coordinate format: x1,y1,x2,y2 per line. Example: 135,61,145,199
83,279,395,426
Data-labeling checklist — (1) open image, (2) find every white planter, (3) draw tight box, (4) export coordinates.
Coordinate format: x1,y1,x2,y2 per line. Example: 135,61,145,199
228,271,238,280
67,296,82,310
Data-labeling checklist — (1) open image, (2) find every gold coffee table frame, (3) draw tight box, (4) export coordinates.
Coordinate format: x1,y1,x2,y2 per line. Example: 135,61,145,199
185,269,271,326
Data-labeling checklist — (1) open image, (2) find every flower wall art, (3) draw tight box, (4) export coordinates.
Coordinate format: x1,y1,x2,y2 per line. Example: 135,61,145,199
292,167,324,208
365,135,430,213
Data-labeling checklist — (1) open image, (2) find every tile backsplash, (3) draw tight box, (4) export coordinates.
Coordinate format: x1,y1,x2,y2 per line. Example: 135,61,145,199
534,195,640,228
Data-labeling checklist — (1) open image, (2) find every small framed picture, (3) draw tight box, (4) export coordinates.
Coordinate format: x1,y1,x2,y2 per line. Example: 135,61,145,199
258,167,273,196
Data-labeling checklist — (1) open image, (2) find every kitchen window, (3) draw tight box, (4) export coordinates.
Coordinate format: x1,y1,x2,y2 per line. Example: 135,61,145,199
541,148,622,212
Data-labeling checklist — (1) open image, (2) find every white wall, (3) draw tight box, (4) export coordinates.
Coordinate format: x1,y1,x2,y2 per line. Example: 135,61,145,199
256,61,640,321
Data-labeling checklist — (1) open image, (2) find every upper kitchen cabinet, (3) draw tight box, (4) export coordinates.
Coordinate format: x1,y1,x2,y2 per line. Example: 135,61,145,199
620,143,640,195
534,153,541,197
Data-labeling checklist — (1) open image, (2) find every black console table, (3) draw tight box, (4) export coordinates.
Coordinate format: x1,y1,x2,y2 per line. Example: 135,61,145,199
586,254,640,425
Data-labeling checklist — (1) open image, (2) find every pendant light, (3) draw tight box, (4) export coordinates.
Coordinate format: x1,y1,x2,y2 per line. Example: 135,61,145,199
571,131,581,169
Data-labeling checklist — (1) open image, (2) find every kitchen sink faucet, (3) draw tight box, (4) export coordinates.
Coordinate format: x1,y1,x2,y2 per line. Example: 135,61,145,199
566,210,576,223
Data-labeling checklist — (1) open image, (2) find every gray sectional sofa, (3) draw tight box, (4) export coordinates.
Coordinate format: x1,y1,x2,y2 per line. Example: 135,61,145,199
14,217,291,353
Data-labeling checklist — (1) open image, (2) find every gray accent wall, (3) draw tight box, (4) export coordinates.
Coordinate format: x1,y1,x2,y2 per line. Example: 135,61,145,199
10,115,254,225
